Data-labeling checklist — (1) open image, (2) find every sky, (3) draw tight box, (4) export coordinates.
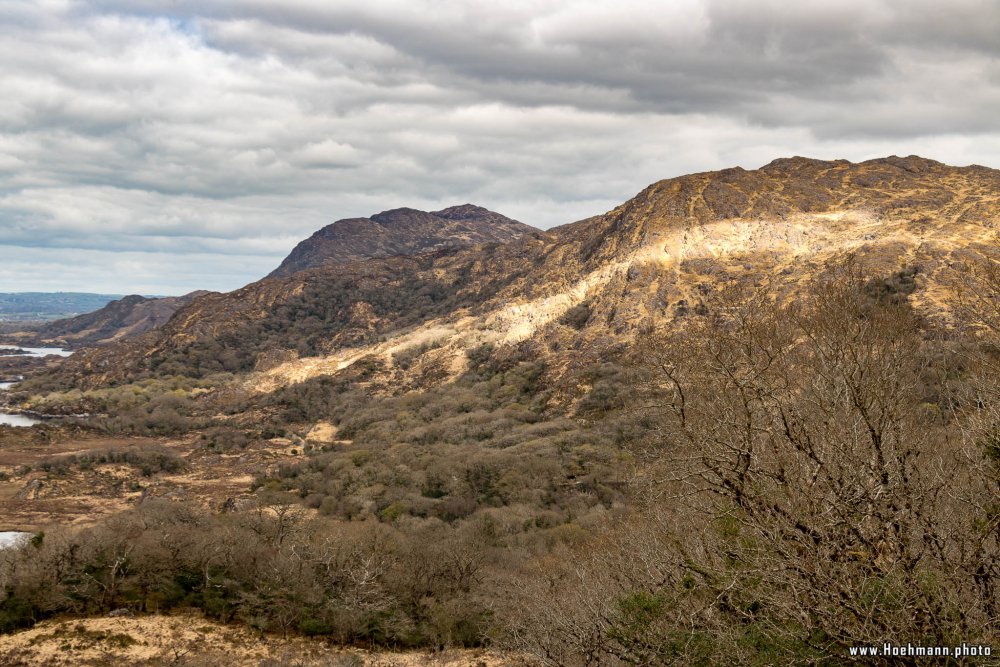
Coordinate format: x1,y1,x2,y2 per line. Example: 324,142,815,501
1,0,998,295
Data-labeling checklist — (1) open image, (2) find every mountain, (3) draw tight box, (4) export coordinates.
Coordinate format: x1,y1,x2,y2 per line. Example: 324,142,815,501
2,204,531,351
41,156,999,391
6,156,1000,662
267,204,536,277
18,291,213,347
0,292,124,322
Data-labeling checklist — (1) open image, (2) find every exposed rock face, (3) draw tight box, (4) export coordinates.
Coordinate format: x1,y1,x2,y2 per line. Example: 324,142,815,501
42,156,1000,391
267,204,536,278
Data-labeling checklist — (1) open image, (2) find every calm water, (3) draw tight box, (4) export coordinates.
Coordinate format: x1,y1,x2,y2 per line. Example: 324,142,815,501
0,532,31,549
0,347,70,425
0,412,40,427
0,380,35,424
0,345,73,358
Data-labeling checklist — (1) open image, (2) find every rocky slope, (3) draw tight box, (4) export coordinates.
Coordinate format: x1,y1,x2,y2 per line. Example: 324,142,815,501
9,291,211,348
43,156,999,392
268,203,536,277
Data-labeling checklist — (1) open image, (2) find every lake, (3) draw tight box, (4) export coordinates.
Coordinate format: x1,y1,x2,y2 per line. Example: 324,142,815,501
0,347,73,426
0,532,31,549
0,377,39,424
0,345,73,358
0,412,41,427
0,379,37,425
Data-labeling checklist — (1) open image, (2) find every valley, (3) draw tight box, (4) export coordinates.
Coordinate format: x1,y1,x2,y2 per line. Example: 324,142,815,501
0,156,997,665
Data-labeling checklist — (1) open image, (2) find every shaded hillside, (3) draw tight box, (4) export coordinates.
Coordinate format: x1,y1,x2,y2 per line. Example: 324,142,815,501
43,235,553,388
268,204,536,278
5,203,531,348
35,156,1000,392
10,292,211,348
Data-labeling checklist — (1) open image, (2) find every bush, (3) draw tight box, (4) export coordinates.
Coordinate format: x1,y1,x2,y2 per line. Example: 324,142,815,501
0,502,501,648
559,303,592,330
0,595,35,634
39,445,185,476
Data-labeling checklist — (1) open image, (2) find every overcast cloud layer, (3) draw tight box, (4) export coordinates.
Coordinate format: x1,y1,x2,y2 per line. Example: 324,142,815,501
2,0,998,294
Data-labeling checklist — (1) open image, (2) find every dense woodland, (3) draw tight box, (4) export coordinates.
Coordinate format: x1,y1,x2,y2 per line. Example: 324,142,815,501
2,260,1000,665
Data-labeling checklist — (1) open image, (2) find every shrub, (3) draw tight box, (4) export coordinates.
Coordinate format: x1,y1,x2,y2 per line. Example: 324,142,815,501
559,303,592,330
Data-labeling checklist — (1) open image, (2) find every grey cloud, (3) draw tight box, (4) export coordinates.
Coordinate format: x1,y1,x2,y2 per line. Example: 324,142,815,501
1,0,998,292
149,2,937,114
79,1,1000,122
0,245,276,294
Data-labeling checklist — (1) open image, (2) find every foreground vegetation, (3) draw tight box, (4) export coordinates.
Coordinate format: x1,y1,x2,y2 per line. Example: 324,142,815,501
2,262,1000,665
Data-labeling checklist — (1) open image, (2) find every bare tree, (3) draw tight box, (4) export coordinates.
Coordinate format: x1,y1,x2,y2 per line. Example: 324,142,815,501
507,267,1000,665
634,270,1000,658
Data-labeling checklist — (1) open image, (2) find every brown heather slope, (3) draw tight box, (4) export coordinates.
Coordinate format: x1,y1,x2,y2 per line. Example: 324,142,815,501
10,291,213,348
39,156,999,393
267,204,536,278
1,205,529,351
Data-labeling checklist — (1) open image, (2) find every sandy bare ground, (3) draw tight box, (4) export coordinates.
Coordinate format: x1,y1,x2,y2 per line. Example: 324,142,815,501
0,614,527,667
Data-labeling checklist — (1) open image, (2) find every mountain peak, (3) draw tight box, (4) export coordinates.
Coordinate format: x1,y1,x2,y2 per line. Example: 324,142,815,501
268,204,536,278
432,204,492,219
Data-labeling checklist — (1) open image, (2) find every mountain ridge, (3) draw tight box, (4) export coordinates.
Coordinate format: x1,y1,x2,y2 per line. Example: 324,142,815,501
267,203,536,278
34,156,999,393
26,291,213,347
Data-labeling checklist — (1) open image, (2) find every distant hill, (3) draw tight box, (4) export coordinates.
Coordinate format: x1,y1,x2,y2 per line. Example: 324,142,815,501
21,291,212,347
0,292,125,321
268,204,536,278
1,205,533,347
